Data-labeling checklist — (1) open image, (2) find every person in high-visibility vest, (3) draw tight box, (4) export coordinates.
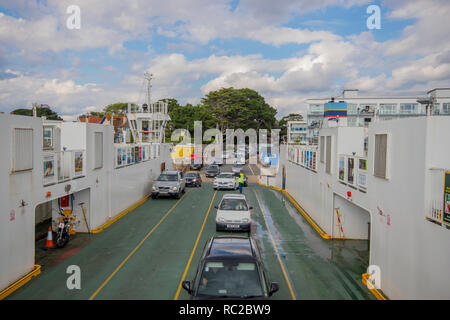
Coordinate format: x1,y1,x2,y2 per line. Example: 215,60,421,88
238,170,245,194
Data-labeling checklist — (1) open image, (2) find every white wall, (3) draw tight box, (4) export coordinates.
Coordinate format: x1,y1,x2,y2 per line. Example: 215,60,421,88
0,113,174,293
275,116,450,299
0,114,42,293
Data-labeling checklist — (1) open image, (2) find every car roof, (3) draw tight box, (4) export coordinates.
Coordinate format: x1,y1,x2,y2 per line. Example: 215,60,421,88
217,172,234,175
206,236,255,260
162,171,179,175
221,194,246,200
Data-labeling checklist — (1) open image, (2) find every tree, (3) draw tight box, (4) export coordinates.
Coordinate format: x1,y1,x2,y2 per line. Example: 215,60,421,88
11,106,62,120
104,102,128,114
200,87,278,133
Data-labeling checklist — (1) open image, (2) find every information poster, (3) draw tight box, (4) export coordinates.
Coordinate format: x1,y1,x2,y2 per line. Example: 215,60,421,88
444,172,450,225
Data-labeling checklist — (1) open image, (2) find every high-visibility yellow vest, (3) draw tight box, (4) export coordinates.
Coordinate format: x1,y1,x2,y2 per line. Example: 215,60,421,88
238,173,245,183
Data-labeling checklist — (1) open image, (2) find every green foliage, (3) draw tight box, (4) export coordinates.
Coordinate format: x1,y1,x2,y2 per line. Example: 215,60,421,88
11,106,62,120
200,87,278,133
104,102,128,114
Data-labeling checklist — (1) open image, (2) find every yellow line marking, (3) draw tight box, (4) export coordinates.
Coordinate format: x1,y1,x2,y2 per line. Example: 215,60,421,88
282,190,332,240
0,265,41,300
89,192,188,300
174,190,217,300
91,194,151,234
253,189,296,300
361,273,388,300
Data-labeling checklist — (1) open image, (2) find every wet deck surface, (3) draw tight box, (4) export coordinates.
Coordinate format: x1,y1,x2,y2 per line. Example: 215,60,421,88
8,174,374,300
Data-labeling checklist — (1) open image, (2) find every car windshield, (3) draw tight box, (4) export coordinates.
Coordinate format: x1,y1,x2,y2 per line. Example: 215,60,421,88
197,261,263,298
218,173,233,179
185,173,197,177
207,166,219,171
219,199,248,211
157,174,178,181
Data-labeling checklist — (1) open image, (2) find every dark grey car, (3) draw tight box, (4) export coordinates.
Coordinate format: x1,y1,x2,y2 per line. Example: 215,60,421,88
205,165,220,178
182,236,279,299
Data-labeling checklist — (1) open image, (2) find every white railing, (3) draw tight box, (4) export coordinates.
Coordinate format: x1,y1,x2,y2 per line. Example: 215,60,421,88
426,169,449,226
43,150,86,186
338,154,368,192
288,145,318,172
114,143,158,168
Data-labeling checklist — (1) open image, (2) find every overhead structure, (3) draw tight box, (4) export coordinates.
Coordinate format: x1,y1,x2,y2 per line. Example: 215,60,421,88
127,73,170,143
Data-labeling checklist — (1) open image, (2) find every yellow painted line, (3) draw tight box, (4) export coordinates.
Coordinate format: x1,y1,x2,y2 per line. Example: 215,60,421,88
0,265,41,300
257,182,282,191
89,192,188,300
174,190,217,300
253,189,296,300
90,194,151,234
282,190,332,240
361,273,388,300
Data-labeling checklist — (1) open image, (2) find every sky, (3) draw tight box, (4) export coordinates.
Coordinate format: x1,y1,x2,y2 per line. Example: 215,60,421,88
0,0,449,120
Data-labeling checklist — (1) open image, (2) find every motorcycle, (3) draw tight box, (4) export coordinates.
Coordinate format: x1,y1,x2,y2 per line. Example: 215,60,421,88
55,208,72,248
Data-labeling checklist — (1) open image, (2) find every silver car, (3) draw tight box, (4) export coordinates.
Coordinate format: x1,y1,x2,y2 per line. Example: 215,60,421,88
152,171,186,199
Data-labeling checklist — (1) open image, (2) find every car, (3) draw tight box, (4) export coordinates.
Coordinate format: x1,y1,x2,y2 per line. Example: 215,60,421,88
215,194,252,232
205,165,220,178
190,154,204,170
182,236,279,299
185,172,202,187
151,171,186,199
213,172,238,190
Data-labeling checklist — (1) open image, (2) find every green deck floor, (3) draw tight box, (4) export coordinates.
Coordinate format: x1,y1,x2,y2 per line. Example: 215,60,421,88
7,183,374,300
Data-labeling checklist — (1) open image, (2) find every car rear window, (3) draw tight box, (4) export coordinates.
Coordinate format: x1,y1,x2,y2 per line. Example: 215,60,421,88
197,261,262,298
219,199,248,211
218,173,233,179
157,174,178,181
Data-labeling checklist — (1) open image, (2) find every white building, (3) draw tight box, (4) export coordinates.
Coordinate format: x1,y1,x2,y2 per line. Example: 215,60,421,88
306,88,450,141
287,120,307,144
264,112,450,299
0,113,173,297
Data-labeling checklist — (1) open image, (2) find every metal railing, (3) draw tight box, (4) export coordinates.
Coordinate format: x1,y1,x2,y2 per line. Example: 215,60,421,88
43,150,86,186
288,145,318,172
426,169,449,226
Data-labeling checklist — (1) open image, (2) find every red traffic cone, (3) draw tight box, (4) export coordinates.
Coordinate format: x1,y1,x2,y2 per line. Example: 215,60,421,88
44,226,55,250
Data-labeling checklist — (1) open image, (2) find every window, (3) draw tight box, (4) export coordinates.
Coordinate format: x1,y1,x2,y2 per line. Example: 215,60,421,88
94,132,103,169
443,103,450,114
325,136,332,174
320,136,325,163
43,126,53,149
400,103,418,114
13,128,33,172
374,134,388,179
379,104,397,115
309,104,323,113
347,104,358,115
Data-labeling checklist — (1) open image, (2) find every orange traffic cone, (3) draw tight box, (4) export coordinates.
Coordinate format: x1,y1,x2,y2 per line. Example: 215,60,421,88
44,226,55,250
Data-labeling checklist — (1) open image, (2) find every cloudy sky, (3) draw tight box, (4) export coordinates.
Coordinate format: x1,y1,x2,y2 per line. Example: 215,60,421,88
0,0,449,120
